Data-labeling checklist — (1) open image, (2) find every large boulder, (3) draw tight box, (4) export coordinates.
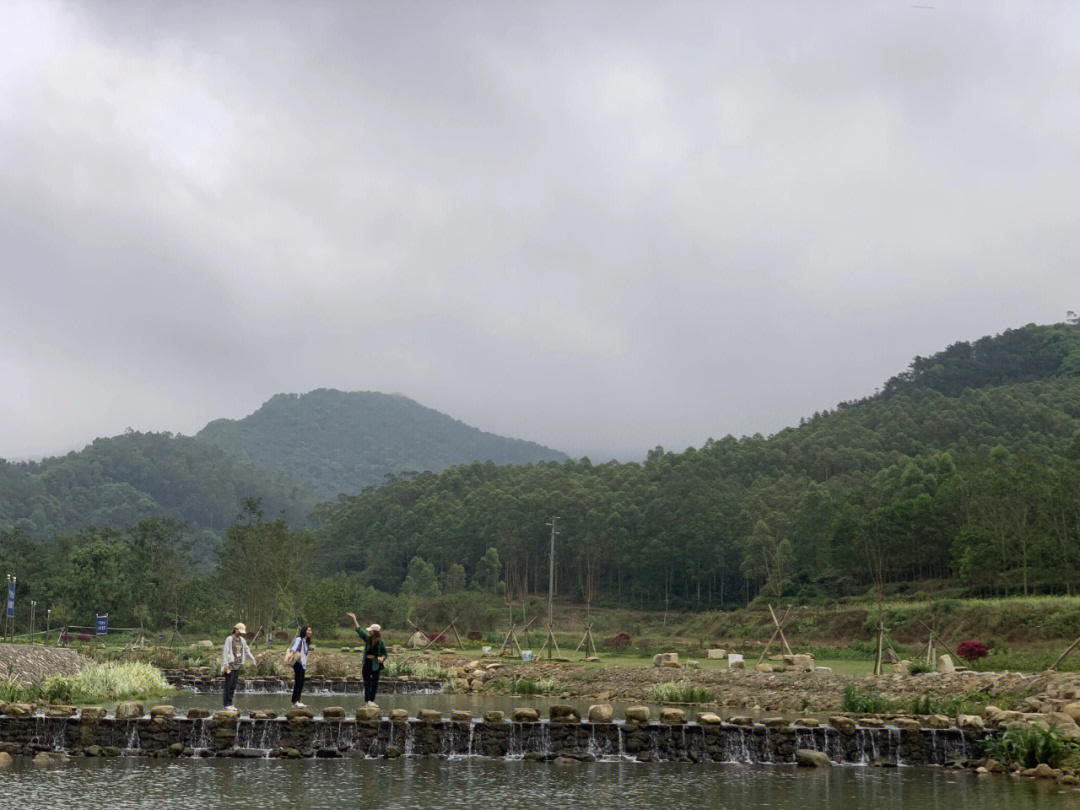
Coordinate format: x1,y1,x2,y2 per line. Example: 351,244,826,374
588,704,613,723
624,706,650,723
482,711,505,724
937,654,956,674
115,702,144,721
829,716,856,735
356,706,380,721
660,708,686,725
389,709,409,723
0,752,12,769
513,708,539,722
549,705,581,723
727,653,745,670
322,707,347,720
652,652,680,668
755,663,774,673
789,654,814,672
418,709,442,723
958,714,984,732
707,649,726,660
697,712,723,725
795,749,831,767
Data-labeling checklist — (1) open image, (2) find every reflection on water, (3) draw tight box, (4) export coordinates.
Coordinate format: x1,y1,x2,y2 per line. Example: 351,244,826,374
0,757,1072,810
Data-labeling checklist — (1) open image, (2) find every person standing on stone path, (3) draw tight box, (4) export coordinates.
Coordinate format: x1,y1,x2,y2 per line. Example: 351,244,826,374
347,612,387,705
289,625,313,708
222,622,256,710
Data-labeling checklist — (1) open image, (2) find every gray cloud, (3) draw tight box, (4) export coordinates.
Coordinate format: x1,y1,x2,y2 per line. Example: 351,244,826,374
1,1,1078,461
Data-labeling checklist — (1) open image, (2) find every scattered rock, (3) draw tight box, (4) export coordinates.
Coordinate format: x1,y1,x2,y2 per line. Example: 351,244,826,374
755,663,774,673
513,708,539,722
624,706,650,723
958,715,984,732
286,708,314,721
697,712,722,725
322,707,347,720
389,709,409,723
0,752,12,769
707,649,726,660
149,705,174,718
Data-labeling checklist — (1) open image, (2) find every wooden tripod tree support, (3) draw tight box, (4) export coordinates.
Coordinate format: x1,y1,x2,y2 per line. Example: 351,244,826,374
419,618,466,652
916,620,960,666
1050,634,1080,672
756,605,793,666
574,623,597,658
499,614,537,658
540,624,562,660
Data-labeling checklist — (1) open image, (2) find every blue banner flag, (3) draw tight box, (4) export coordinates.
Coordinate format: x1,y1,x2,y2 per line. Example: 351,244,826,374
6,582,13,619
96,614,108,635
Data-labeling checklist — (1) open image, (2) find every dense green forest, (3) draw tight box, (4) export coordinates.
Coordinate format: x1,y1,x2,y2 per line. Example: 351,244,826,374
318,323,1080,611
197,389,567,501
4,322,1080,631
0,389,565,542
0,432,313,552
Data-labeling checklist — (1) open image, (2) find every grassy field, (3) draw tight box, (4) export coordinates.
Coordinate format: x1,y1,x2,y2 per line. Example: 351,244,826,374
14,591,1080,676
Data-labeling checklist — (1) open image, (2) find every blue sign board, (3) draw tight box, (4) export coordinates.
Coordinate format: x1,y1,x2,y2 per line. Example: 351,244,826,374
96,614,108,635
6,582,13,618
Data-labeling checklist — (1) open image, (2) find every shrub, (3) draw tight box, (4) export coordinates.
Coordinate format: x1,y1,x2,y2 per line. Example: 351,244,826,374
307,655,350,678
499,677,557,696
77,634,92,643
648,680,714,704
274,631,290,641
59,632,72,644
841,686,898,714
956,640,990,662
467,631,483,641
427,632,446,643
602,632,632,651
907,660,934,675
983,725,1075,768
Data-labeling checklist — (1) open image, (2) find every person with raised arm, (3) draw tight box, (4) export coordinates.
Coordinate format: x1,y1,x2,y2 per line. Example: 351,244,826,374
346,612,387,705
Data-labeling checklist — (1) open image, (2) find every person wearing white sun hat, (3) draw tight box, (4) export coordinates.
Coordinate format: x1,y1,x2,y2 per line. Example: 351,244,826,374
222,622,256,710
346,612,387,705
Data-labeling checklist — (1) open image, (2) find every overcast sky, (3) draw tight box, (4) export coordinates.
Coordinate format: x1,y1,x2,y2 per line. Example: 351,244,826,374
2,1,1079,462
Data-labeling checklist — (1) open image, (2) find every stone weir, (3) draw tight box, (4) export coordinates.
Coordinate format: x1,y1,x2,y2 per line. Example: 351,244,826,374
0,705,982,766
162,671,443,695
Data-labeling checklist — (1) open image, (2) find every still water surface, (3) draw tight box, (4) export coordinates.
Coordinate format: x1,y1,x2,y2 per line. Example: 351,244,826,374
0,757,1073,810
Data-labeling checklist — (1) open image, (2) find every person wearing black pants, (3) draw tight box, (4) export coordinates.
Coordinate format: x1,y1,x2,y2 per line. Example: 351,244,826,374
347,612,387,706
289,625,312,708
222,622,256,710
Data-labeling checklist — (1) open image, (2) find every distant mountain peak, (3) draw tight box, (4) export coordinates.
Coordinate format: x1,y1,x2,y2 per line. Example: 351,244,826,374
196,389,567,501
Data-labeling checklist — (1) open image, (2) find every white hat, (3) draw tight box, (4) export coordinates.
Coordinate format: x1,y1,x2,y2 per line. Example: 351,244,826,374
367,624,381,634
233,622,247,634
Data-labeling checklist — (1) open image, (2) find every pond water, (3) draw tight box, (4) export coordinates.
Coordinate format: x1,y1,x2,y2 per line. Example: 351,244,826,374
1,757,1072,810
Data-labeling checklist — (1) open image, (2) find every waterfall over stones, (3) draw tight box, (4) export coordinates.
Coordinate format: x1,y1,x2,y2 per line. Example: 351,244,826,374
0,708,982,765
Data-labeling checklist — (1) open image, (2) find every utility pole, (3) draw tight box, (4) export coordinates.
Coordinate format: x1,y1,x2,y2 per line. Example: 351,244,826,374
542,516,561,660
29,600,36,639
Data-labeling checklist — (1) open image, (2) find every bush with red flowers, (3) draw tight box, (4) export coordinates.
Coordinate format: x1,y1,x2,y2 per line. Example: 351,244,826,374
603,632,632,651
76,633,92,643
427,632,446,643
467,631,483,641
956,640,989,661
59,632,72,643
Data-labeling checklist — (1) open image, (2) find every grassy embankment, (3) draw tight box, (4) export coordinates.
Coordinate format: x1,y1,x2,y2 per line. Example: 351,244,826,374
19,593,1080,679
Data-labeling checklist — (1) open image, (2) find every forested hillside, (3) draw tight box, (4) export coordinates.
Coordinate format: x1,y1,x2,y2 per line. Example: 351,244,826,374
319,323,1080,609
196,389,568,501
0,431,314,548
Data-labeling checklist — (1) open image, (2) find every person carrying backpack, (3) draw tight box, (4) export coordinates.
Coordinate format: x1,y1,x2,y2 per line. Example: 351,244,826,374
287,625,313,708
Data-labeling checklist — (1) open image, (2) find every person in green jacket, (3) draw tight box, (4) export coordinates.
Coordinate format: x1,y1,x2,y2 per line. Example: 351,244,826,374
347,612,387,705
